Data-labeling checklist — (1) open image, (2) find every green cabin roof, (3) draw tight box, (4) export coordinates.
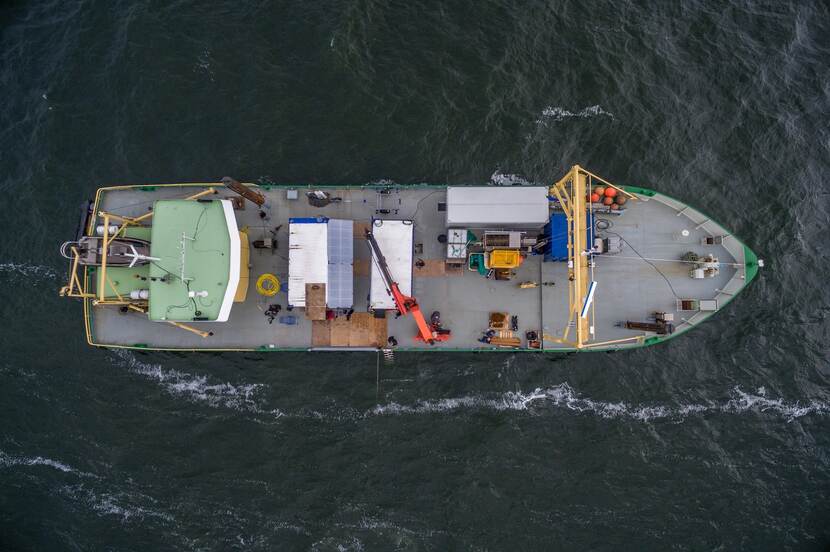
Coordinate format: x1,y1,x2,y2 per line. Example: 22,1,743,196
148,200,236,322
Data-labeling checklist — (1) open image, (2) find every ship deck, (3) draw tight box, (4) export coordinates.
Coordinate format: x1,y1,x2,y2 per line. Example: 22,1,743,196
83,183,753,352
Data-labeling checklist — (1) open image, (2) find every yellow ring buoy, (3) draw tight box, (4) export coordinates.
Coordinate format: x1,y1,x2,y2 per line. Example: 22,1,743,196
256,273,281,296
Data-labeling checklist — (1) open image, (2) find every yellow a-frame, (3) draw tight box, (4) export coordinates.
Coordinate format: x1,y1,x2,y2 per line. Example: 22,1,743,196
546,166,636,349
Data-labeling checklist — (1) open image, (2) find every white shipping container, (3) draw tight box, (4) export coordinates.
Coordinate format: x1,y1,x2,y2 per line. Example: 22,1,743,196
446,186,549,227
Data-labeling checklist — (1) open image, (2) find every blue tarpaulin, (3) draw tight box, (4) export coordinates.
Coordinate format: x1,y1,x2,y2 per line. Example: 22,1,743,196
546,212,569,261
544,212,593,261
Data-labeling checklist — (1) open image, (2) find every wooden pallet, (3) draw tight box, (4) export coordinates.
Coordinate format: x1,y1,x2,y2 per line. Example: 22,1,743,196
311,320,330,346
309,312,388,347
305,283,326,320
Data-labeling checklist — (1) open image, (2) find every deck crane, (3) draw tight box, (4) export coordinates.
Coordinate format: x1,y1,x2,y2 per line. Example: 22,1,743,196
365,229,451,345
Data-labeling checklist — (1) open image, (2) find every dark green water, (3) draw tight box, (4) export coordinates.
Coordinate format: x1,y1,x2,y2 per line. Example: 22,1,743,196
2,1,830,550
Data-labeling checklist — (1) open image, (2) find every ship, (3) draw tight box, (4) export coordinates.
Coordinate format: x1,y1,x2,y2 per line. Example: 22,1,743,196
59,166,762,353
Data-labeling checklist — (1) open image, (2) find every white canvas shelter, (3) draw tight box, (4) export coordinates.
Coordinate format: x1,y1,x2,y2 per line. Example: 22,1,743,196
288,218,354,308
288,219,328,307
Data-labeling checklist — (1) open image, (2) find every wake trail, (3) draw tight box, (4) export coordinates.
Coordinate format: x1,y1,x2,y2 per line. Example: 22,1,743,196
109,352,828,424
369,384,829,423
109,350,284,419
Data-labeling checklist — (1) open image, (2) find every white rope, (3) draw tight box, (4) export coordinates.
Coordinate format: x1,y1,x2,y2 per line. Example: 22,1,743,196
594,255,742,267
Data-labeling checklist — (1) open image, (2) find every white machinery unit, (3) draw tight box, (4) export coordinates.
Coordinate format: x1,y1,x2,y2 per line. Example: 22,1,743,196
370,219,413,310
446,228,468,261
687,254,720,279
445,186,549,228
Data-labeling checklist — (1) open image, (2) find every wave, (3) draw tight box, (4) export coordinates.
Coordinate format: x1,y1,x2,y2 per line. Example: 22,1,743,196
0,262,58,281
311,536,364,551
60,483,174,524
536,104,614,124
353,515,445,538
110,350,284,419
369,384,829,423
0,451,96,477
90,492,174,523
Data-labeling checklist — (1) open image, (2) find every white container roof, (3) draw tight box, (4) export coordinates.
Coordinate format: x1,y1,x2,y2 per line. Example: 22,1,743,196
446,186,549,227
288,219,329,307
370,219,413,310
288,218,354,308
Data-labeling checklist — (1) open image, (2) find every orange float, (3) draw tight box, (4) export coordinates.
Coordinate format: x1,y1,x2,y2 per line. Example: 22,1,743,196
590,193,600,203
603,196,614,206
604,187,618,198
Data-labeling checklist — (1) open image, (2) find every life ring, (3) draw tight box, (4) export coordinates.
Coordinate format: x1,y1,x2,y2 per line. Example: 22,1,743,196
256,273,281,296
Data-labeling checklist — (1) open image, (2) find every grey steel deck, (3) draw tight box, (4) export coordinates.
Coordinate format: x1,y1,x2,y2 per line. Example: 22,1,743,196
85,182,750,351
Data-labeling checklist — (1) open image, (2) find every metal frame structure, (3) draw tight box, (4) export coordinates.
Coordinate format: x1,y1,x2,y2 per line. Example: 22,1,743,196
60,186,218,336
546,165,637,349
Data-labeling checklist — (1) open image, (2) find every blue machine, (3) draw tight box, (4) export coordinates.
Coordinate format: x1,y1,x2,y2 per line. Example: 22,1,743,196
545,212,569,261
543,212,593,262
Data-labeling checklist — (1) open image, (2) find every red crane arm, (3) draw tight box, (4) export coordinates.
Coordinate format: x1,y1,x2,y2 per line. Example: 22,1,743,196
366,230,436,344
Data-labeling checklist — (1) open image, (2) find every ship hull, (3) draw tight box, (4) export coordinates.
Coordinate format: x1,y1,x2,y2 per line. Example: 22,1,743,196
71,181,759,352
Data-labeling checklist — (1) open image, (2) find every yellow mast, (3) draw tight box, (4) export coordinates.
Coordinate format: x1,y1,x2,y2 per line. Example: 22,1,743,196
548,165,634,349
571,166,589,346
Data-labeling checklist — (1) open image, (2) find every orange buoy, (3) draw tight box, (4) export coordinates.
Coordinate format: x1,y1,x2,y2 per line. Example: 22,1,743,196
603,196,614,206
616,195,627,205
590,192,600,203
610,203,620,210
593,185,605,196
604,187,618,198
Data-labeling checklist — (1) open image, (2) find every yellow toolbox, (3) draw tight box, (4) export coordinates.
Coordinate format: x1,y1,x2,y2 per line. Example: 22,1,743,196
487,249,522,269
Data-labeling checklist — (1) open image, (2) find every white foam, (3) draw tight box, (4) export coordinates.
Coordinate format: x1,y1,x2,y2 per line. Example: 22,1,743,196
0,451,73,472
490,170,533,186
355,516,445,538
310,536,365,552
0,262,58,281
62,484,174,523
110,350,283,419
368,384,829,423
369,388,546,416
724,386,830,420
536,104,614,124
0,451,97,477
